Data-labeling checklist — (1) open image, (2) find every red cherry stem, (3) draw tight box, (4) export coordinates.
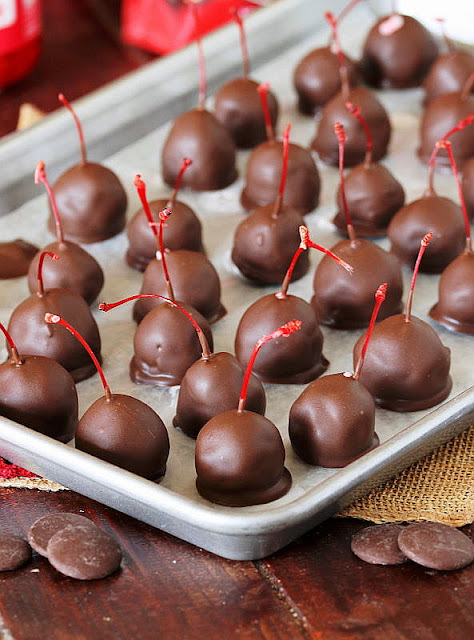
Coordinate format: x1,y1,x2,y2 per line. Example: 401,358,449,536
237,320,302,413
37,250,59,298
231,8,250,78
0,322,22,366
279,226,353,297
35,161,65,246
58,93,87,166
257,82,275,142
99,294,212,359
189,2,207,109
353,283,387,380
336,0,364,24
427,115,474,194
405,232,433,322
461,72,474,101
134,175,175,301
272,123,291,218
334,122,356,243
325,12,349,99
346,101,373,166
45,313,111,400
168,158,192,207
439,140,472,253
435,18,455,53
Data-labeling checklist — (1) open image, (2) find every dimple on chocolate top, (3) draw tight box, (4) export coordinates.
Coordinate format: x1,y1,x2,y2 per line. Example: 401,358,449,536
27,240,104,305
241,140,320,215
293,46,359,116
429,251,474,335
173,351,266,438
231,204,309,285
130,301,214,387
49,162,127,244
388,195,465,273
424,49,474,105
353,314,452,412
126,199,204,272
311,238,403,330
361,15,438,89
0,239,38,279
312,86,391,167
133,249,226,325
333,162,405,237
0,355,78,443
161,109,237,191
289,373,378,468
7,289,102,383
195,409,291,507
235,293,328,385
418,92,474,168
214,77,279,149
76,394,170,480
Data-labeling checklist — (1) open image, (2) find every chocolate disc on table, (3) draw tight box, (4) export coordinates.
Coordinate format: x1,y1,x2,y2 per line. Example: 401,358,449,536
398,522,474,571
47,524,122,580
351,524,407,565
28,513,97,557
0,534,32,571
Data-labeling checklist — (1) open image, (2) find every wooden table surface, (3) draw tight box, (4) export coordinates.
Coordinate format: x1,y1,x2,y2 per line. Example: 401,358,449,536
0,2,473,639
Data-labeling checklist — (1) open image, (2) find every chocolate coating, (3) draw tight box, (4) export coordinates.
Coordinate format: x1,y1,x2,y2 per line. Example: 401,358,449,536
0,239,38,279
312,87,391,166
47,524,122,580
126,198,204,272
7,289,102,383
231,204,309,285
353,314,452,412
351,524,407,565
461,156,474,219
429,251,474,335
424,49,474,105
293,46,359,116
214,77,279,148
173,351,266,438
0,534,32,571
398,522,474,571
235,294,328,384
50,162,127,244
28,513,97,556
361,15,438,89
76,394,169,480
0,355,78,443
27,241,104,305
133,250,226,325
333,162,405,237
162,109,237,191
289,373,378,468
241,140,320,215
130,301,214,387
388,195,465,273
418,91,474,169
195,409,291,507
312,239,403,330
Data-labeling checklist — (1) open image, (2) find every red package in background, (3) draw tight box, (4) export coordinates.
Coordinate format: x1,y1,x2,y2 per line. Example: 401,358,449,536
121,0,260,55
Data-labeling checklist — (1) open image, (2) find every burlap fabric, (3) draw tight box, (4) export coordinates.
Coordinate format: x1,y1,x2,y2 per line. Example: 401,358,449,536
2,427,472,527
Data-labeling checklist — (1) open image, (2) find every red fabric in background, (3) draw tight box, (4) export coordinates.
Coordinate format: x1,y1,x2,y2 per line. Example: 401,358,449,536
121,0,259,54
0,458,36,478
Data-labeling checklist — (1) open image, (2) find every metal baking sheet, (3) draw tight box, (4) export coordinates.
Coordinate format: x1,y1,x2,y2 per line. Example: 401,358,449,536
0,0,473,560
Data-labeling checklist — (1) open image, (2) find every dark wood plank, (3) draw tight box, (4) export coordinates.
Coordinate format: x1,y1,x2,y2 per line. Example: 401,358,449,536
261,518,474,640
0,488,307,640
0,0,155,138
